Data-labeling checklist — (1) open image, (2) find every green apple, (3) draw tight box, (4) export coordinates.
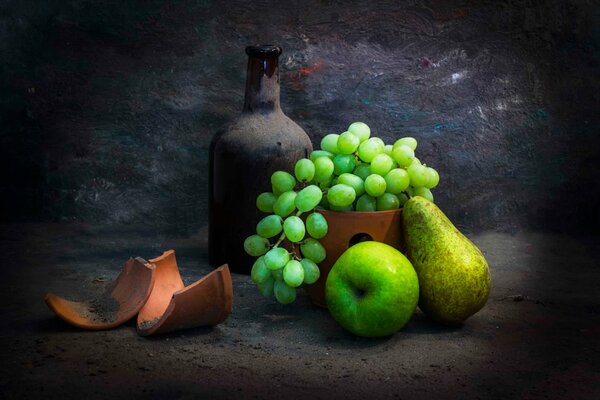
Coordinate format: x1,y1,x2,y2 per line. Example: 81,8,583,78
325,241,419,337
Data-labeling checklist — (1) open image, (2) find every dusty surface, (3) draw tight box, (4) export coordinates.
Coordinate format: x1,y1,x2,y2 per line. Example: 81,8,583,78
1,223,599,399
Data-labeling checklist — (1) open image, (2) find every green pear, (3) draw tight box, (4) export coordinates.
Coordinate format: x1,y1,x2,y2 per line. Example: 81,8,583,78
402,196,491,324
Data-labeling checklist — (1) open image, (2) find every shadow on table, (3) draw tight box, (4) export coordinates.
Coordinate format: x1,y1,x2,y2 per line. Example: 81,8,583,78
37,314,219,338
401,310,464,334
37,316,87,333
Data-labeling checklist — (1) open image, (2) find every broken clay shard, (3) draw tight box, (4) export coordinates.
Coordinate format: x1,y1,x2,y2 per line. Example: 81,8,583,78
136,250,233,336
45,258,156,330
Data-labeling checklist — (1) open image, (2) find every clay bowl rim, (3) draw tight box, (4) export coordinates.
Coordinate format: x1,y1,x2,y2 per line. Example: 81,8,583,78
316,207,403,218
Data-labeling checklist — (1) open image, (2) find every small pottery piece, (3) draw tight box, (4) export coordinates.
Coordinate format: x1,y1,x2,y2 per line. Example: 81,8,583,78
45,258,156,330
303,208,404,307
136,250,233,336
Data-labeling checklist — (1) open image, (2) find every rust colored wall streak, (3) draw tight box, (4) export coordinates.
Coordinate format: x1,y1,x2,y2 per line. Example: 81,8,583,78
1,0,599,234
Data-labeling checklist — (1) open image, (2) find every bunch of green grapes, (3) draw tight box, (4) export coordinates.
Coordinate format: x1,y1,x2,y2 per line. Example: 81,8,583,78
244,121,440,305
244,161,328,305
315,122,439,211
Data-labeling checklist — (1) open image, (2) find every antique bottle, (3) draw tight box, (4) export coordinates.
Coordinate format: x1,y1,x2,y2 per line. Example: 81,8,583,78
209,45,313,274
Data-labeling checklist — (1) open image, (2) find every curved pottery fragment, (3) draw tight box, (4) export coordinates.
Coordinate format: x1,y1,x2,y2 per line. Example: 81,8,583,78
136,250,233,336
45,258,156,330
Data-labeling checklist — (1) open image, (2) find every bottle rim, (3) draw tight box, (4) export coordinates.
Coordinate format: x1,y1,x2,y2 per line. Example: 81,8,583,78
245,45,282,57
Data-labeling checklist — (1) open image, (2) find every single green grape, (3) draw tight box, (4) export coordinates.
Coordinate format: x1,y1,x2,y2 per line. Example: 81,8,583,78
413,186,434,202
273,191,297,217
337,173,365,197
256,214,283,238
313,156,335,183
333,154,357,175
370,153,395,176
274,280,296,304
283,260,304,287
300,238,327,263
264,247,290,270
251,257,270,284
317,177,334,191
353,163,371,181
355,193,377,211
327,184,356,207
295,185,323,212
371,137,385,147
397,192,409,207
364,174,387,197
283,216,306,243
271,267,283,281
337,131,360,154
394,137,417,151
384,168,410,194
357,138,385,163
319,194,330,209
391,144,414,168
244,235,270,256
348,122,371,143
257,276,275,297
376,192,400,210
256,192,278,213
271,171,296,195
320,134,340,154
424,167,439,189
294,158,315,183
300,258,320,284
407,164,429,187
306,212,328,239
309,150,334,161
384,144,393,155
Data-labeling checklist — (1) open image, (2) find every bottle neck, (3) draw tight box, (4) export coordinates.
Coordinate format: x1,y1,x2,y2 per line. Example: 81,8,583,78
243,46,281,113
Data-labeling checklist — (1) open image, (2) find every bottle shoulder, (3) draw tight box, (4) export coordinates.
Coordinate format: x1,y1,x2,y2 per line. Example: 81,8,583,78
211,111,313,150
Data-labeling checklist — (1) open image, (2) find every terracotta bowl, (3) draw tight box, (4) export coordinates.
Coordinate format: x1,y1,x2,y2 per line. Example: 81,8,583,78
45,258,156,330
136,250,233,336
303,208,404,307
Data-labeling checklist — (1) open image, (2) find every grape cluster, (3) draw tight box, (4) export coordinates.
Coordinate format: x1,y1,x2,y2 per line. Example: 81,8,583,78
244,122,440,305
315,122,439,211
244,163,328,305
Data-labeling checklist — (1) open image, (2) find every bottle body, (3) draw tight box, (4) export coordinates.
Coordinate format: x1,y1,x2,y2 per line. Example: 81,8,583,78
209,46,313,274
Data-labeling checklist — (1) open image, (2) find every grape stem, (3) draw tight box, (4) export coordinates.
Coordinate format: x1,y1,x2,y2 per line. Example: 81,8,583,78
272,231,287,248
298,181,310,190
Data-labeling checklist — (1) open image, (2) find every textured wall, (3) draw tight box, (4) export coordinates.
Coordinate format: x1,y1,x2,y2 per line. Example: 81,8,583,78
1,0,599,234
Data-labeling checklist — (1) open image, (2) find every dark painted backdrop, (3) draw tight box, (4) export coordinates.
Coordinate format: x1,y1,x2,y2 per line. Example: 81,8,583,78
2,0,599,235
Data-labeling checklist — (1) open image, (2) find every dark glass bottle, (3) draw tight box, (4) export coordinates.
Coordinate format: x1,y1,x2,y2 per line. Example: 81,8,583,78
209,45,313,274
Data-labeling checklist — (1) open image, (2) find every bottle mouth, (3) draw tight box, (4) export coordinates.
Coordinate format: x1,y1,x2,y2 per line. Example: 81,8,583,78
245,45,282,57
